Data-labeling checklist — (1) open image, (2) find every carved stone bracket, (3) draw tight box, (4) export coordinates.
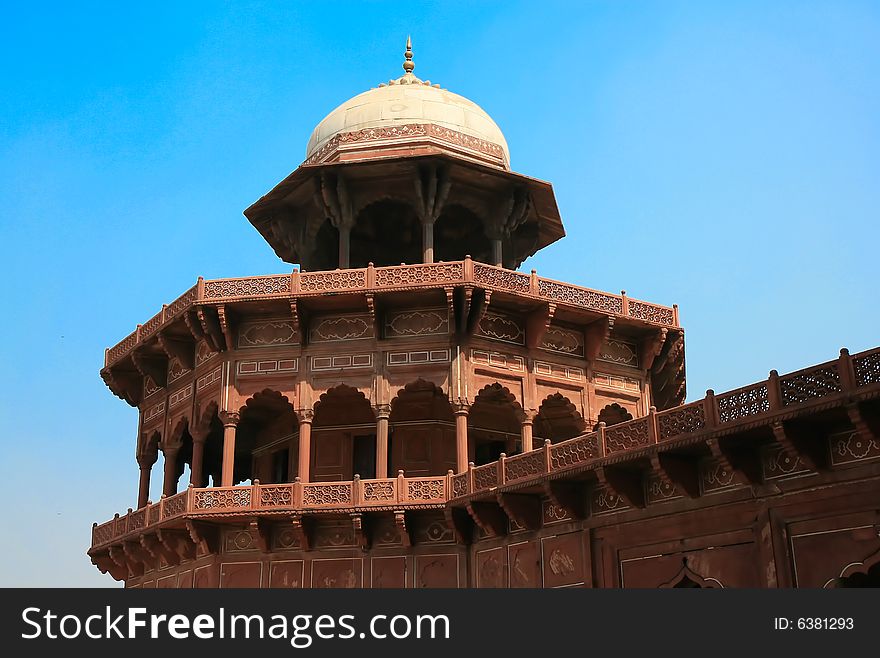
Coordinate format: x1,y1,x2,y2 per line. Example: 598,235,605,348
157,528,195,562
542,480,587,520
444,506,473,545
394,510,411,548
413,163,452,224
526,302,556,349
186,520,219,555
595,465,645,509
465,288,491,335
197,307,225,352
216,305,235,352
640,328,669,372
585,317,614,363
351,513,368,549
184,309,206,344
496,493,541,531
91,553,128,581
651,452,701,498
122,541,147,576
709,437,763,486
140,533,180,568
131,351,168,388
289,513,313,551
466,501,508,537
847,402,880,442
101,366,142,406
771,421,827,472
248,519,271,553
157,332,196,369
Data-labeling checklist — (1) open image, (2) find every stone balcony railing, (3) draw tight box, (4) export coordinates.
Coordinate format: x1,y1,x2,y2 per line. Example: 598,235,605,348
104,258,679,367
450,345,880,500
91,473,448,550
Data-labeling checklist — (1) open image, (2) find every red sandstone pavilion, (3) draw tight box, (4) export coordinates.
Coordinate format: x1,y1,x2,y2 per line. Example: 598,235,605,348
90,39,880,589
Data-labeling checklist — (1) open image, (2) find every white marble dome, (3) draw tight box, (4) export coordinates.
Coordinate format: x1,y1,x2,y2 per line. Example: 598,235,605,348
306,43,510,166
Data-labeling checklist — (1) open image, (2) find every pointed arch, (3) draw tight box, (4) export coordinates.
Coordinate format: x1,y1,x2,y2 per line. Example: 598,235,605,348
594,402,633,430
824,548,880,588
237,388,300,485
388,379,456,477
534,392,586,444
659,561,724,588
311,384,377,482
469,382,525,465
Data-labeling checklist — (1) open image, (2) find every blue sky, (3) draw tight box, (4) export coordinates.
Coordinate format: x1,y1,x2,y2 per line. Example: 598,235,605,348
0,1,877,586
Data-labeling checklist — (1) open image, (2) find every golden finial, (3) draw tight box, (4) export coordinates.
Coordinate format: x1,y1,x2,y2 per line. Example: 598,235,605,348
403,35,414,74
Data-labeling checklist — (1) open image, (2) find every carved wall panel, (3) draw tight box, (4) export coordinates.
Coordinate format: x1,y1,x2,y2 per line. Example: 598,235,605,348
593,372,640,393
144,376,162,398
312,558,362,588
168,384,192,409
645,474,683,504
471,349,524,372
196,340,217,367
178,570,193,589
591,486,630,516
620,544,758,587
272,526,303,551
143,401,166,426
312,519,356,547
371,556,407,588
414,554,459,587
508,541,542,588
224,530,256,553
237,318,300,348
829,429,880,466
193,564,217,588
197,365,222,392
540,324,585,357
543,500,573,525
167,357,191,384
476,311,525,345
310,314,374,343
411,513,456,545
237,359,298,377
269,560,304,588
788,515,880,587
761,445,810,480
385,308,450,338
156,574,176,588
541,532,585,588
699,458,744,495
219,562,262,588
598,339,639,368
476,547,506,588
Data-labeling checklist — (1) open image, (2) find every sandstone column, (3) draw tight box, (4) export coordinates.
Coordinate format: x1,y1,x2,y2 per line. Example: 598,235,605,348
219,411,239,487
297,410,314,483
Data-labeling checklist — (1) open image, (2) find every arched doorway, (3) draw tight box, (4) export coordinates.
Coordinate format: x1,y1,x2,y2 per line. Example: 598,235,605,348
192,402,223,488
350,199,422,267
237,390,299,485
389,380,456,477
434,204,492,263
163,418,193,496
534,393,586,444
312,385,376,481
469,383,523,465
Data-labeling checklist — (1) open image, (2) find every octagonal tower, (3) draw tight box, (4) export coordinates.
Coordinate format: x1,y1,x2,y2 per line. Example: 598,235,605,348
92,39,688,588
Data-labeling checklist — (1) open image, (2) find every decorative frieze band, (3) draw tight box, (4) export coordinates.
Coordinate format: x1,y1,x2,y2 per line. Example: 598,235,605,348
387,349,450,366
471,349,524,372
311,354,373,371
534,361,584,382
237,359,298,377
169,384,193,409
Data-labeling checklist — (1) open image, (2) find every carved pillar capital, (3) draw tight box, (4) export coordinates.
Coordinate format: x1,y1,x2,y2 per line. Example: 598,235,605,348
218,410,240,427
453,400,470,416
374,404,391,420
297,409,315,424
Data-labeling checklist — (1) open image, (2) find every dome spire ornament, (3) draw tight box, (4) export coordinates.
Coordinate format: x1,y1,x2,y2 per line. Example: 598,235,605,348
403,35,415,74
